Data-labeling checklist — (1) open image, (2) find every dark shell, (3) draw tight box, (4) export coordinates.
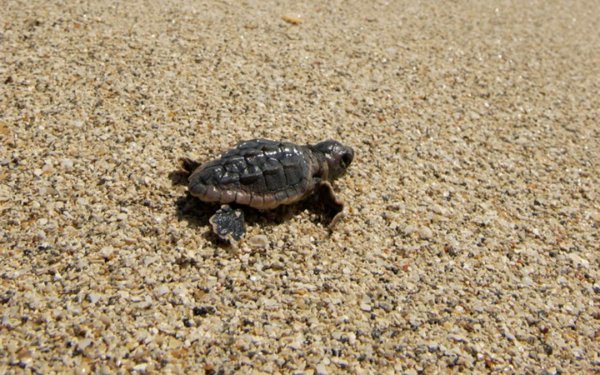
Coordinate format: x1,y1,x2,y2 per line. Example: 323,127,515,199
188,139,314,209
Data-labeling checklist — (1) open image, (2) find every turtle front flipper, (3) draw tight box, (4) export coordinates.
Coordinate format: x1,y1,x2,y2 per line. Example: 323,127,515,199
209,205,246,242
316,181,345,229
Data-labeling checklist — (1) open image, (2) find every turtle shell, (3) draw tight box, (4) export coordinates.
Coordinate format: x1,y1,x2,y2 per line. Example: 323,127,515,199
188,139,314,209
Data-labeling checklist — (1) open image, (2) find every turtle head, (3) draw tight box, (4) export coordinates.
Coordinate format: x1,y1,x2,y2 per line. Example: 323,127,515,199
313,140,354,180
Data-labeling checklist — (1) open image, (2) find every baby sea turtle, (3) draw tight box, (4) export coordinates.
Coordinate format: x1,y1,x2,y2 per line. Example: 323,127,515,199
181,139,354,242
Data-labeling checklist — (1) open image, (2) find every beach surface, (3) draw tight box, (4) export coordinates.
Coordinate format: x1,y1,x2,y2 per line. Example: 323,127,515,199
1,0,598,373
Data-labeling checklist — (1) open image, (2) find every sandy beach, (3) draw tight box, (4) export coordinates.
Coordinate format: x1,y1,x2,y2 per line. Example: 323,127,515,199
1,0,598,373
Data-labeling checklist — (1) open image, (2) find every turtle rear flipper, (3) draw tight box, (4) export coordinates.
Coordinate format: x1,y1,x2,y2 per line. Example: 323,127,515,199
209,205,246,242
179,158,201,175
169,158,202,186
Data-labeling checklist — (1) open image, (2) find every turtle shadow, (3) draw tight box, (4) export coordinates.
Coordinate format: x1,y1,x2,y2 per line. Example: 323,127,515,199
173,192,339,240
169,164,343,244
168,160,198,187
173,193,286,245
170,163,222,243
174,193,213,228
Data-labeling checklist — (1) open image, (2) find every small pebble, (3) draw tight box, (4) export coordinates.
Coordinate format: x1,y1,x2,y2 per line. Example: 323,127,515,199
61,159,74,169
100,246,114,259
315,364,328,375
0,185,10,201
404,224,418,235
88,293,102,304
419,226,433,240
78,338,92,350
132,363,148,372
248,235,269,249
281,15,303,25
154,285,169,296
567,253,589,268
172,285,187,296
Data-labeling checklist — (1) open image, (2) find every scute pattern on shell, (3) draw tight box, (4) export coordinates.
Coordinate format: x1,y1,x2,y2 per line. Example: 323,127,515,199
188,139,313,209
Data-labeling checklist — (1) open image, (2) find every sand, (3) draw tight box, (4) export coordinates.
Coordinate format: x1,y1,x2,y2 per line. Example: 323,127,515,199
1,0,598,373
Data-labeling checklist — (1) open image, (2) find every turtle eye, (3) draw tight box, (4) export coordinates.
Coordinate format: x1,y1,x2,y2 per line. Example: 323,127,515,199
341,151,353,168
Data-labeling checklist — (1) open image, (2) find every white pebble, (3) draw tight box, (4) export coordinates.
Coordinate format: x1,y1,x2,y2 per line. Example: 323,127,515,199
315,364,328,375
262,298,278,309
154,285,169,297
61,159,74,169
404,224,418,235
572,347,585,359
248,235,269,249
88,293,102,304
78,338,92,350
448,334,467,343
100,246,114,259
133,363,148,372
419,226,433,240
347,332,356,344
567,253,589,268
430,204,446,215
172,285,187,296
0,185,10,202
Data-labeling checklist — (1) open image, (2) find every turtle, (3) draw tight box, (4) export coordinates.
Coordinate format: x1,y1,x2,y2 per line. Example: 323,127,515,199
180,139,354,242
